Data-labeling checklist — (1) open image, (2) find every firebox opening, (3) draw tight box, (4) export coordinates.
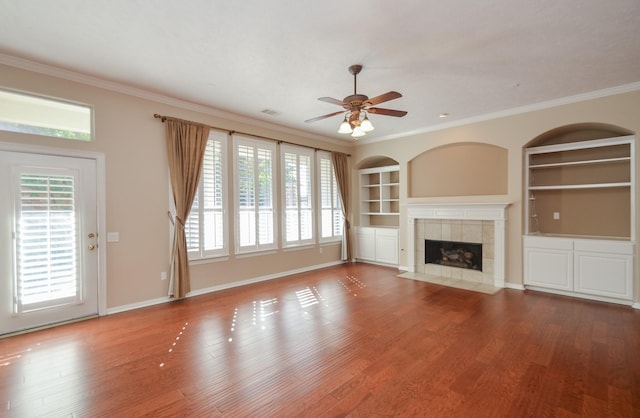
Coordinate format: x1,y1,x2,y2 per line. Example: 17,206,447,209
425,239,483,271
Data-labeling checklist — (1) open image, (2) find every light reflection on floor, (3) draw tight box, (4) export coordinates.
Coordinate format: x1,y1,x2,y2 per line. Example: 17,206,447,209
338,275,366,296
199,274,367,377
255,297,279,328
0,347,32,367
9,340,85,415
159,322,189,367
157,274,368,374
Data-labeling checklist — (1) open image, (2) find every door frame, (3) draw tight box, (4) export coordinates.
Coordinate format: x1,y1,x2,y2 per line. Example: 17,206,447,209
0,140,107,316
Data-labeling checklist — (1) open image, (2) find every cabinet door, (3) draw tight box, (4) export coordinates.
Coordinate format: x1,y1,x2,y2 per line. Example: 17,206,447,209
524,247,573,291
375,229,398,265
574,251,633,300
355,227,376,261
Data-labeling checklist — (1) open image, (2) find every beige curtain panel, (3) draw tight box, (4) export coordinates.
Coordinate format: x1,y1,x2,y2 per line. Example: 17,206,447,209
331,152,353,261
165,119,210,298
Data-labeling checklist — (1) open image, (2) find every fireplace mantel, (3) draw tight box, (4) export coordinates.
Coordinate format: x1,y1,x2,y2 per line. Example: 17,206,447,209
405,203,511,288
406,203,511,221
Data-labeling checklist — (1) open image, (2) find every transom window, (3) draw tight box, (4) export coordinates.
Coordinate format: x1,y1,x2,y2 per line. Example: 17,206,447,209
0,89,93,141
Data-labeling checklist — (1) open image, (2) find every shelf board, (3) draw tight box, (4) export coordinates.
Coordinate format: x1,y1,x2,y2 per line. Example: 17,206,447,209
529,182,631,190
529,156,630,169
526,135,633,155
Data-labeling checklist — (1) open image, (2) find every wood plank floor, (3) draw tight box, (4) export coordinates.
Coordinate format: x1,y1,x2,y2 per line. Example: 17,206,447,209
1,263,639,417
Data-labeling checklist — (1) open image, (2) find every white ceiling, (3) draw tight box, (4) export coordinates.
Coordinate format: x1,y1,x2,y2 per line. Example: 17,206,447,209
1,0,639,144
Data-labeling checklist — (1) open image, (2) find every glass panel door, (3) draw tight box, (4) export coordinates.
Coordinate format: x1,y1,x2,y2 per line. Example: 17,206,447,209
0,151,98,335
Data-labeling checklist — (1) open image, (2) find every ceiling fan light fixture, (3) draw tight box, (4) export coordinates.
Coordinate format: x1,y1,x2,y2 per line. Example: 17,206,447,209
306,64,407,139
338,116,353,134
351,125,366,138
360,114,374,132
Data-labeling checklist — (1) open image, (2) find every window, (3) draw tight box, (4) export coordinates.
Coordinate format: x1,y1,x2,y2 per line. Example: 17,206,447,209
184,130,228,259
281,145,314,247
0,89,92,141
233,135,277,253
317,151,343,241
15,171,80,312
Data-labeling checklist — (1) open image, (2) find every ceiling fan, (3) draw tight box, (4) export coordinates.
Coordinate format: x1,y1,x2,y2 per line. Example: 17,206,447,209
305,64,407,138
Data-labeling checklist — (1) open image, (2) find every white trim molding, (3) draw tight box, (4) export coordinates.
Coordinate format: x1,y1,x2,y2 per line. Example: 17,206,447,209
405,203,511,288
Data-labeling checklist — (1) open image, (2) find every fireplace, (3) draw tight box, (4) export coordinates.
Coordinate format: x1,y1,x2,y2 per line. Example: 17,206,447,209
404,203,510,288
425,239,482,271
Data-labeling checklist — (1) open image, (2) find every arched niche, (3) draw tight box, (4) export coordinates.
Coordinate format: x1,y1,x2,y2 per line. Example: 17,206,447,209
356,155,399,170
408,142,508,197
526,122,634,148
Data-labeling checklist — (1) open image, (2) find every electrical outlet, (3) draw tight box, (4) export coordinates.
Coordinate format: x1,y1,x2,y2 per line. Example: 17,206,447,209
161,272,167,281
553,212,560,220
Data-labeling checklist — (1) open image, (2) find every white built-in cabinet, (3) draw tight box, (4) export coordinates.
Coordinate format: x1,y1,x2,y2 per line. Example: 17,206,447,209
523,235,634,302
355,226,398,266
523,135,635,305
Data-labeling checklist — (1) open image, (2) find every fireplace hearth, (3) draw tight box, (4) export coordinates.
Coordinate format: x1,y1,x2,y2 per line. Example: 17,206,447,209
425,239,483,271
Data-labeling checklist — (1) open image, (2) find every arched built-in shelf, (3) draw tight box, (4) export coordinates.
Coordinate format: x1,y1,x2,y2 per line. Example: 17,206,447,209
523,124,636,306
355,156,400,266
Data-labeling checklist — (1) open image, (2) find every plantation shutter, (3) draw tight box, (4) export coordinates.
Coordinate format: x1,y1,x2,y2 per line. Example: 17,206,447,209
16,172,79,312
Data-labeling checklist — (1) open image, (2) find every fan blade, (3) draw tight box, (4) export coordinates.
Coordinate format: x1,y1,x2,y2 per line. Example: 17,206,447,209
318,97,346,107
305,110,345,123
367,107,408,117
364,91,402,106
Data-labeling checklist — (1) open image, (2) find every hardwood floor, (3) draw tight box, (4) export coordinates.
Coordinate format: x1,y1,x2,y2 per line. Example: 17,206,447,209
1,263,639,417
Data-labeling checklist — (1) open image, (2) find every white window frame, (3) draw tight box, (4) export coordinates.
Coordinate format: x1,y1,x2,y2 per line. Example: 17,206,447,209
233,134,278,254
317,151,343,243
281,144,315,248
181,129,229,261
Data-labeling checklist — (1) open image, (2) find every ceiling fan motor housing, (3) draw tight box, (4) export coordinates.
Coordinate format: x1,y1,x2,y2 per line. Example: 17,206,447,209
343,94,369,110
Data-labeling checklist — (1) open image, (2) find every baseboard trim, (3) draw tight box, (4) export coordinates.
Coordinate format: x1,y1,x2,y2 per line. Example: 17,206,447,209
525,285,634,307
106,260,345,315
106,297,172,315
504,283,526,291
187,260,345,298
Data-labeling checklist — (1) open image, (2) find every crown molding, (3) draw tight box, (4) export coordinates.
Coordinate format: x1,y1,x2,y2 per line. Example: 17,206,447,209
0,53,347,147
359,81,640,145
3,52,638,148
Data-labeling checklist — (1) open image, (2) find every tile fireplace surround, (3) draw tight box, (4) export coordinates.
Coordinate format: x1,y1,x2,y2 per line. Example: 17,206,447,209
401,203,510,292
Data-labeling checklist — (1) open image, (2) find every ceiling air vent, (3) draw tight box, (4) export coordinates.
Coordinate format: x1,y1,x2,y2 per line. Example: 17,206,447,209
261,109,281,117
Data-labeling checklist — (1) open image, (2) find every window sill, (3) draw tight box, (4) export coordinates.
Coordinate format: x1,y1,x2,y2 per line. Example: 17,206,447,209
189,255,230,265
283,244,315,252
319,239,342,246
235,249,278,259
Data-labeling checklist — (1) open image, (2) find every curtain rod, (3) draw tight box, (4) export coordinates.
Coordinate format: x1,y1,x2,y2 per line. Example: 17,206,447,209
153,113,349,157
